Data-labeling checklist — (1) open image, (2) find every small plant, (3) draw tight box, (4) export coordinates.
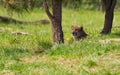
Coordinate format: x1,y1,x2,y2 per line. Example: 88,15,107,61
84,59,97,68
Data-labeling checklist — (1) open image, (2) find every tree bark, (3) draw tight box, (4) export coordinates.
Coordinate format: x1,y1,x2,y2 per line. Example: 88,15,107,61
43,0,64,44
101,0,116,34
52,0,64,43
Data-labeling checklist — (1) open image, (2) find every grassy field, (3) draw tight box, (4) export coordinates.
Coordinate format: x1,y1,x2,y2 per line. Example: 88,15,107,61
0,8,120,75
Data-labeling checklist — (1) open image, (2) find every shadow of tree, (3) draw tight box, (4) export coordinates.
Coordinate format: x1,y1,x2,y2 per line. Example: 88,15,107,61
111,32,120,37
33,41,52,54
38,41,52,49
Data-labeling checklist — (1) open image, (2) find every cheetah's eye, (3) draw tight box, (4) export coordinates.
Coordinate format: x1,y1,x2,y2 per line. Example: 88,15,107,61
75,29,79,31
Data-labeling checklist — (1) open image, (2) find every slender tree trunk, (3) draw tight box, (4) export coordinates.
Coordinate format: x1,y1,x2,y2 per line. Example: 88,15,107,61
28,0,32,9
43,0,64,44
98,0,104,12
101,0,116,34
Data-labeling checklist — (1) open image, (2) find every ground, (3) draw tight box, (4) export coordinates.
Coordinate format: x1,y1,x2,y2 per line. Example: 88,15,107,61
0,8,120,75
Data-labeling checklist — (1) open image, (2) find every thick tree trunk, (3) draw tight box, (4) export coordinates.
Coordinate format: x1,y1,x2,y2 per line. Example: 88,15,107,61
101,0,116,34
51,0,64,43
43,0,64,44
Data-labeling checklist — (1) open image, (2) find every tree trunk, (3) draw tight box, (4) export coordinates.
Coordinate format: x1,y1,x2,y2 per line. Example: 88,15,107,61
28,0,32,9
101,0,116,34
43,0,64,44
51,0,64,43
98,0,105,12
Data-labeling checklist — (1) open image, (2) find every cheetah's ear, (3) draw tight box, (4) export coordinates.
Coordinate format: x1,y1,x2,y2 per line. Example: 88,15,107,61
80,26,83,30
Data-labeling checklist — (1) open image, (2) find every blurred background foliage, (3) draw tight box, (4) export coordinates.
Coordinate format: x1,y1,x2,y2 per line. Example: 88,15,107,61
0,0,120,12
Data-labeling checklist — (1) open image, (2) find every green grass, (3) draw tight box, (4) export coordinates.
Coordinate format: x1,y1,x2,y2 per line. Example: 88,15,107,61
0,8,120,75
